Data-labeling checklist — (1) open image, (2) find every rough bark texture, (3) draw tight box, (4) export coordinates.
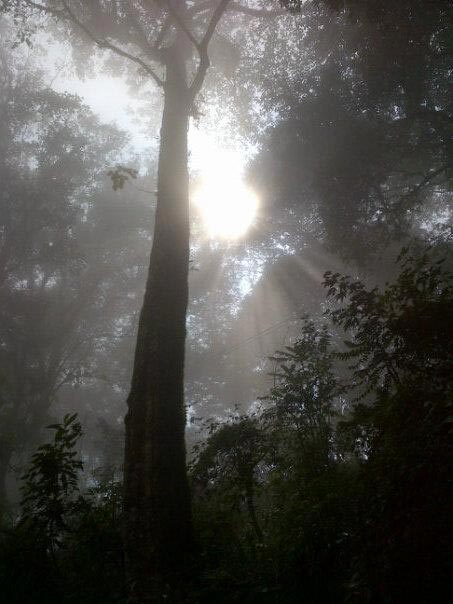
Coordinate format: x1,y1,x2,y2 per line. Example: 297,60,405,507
123,48,192,601
0,446,12,512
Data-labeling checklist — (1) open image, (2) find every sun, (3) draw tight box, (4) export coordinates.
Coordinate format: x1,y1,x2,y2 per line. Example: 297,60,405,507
190,135,259,239
194,177,259,239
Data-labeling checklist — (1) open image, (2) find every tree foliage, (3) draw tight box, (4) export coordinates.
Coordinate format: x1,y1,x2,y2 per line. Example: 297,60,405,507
20,414,83,542
1,413,125,604
251,0,452,260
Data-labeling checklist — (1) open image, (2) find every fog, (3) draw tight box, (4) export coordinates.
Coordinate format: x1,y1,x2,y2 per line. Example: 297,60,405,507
0,2,451,602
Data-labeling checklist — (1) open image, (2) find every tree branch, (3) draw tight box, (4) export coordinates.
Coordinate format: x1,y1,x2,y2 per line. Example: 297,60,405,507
188,0,231,103
401,165,448,203
22,0,165,88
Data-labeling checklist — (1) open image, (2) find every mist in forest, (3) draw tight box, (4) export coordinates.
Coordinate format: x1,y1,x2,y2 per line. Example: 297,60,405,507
0,1,451,603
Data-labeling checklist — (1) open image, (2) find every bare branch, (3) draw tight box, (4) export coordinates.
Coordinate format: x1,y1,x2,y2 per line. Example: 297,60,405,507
189,0,231,102
22,0,165,88
60,1,165,85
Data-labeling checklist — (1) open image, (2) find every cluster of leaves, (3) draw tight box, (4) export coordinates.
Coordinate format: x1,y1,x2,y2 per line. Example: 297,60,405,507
20,414,83,546
325,248,453,397
107,165,139,192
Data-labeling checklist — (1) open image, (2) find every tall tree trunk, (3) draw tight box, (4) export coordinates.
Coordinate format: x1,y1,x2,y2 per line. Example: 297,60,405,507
123,49,193,601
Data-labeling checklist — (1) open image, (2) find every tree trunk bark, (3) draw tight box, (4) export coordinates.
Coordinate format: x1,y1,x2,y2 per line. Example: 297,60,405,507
123,50,193,601
0,445,12,513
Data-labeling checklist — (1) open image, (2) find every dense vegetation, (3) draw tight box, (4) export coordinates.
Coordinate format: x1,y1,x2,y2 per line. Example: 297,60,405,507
1,248,451,603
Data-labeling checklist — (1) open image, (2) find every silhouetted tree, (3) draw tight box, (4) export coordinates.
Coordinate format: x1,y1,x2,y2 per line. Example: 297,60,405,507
251,0,451,261
327,247,453,602
190,247,452,603
0,40,126,508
